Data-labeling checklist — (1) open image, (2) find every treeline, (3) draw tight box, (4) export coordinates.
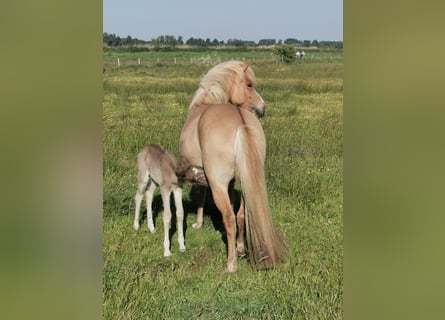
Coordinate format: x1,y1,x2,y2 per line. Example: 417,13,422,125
103,33,342,49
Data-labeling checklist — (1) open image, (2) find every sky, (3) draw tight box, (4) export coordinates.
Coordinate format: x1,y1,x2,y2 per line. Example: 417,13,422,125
103,0,343,42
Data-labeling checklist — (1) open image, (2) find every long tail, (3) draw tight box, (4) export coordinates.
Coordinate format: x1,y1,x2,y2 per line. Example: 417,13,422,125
234,126,289,270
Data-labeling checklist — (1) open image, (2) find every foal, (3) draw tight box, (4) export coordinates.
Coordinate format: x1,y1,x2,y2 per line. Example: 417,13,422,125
133,144,186,257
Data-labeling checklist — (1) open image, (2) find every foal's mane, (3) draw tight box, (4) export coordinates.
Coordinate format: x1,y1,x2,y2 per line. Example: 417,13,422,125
189,60,254,108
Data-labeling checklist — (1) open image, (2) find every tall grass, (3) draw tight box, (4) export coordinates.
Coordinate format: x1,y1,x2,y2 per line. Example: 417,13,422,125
103,50,343,319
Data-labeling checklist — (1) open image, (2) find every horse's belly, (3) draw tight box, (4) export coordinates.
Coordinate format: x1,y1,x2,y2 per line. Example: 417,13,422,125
181,145,203,167
179,121,203,167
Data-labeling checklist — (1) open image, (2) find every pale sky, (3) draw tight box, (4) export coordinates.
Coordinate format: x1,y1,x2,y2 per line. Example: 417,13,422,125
103,0,343,42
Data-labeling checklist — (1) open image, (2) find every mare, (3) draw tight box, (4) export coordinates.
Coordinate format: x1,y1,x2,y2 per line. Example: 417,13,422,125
179,60,288,272
134,144,186,257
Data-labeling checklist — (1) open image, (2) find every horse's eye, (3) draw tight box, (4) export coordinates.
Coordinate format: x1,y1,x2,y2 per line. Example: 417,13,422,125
246,83,253,88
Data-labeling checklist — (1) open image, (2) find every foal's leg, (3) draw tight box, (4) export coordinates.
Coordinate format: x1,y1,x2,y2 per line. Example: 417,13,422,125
134,170,149,230
236,197,246,257
145,180,157,233
160,186,172,257
192,186,207,229
173,187,186,252
134,191,143,230
210,185,238,273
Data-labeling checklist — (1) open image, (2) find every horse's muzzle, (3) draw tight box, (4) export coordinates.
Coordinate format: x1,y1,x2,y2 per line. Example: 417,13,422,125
255,106,265,118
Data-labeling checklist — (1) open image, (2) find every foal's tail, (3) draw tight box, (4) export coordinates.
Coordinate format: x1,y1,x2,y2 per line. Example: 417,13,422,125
234,126,289,270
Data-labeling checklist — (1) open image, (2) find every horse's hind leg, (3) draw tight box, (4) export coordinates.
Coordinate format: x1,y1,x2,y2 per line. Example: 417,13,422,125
236,197,246,257
160,186,172,257
134,169,149,230
192,186,207,229
173,187,186,252
145,180,156,233
227,181,245,256
210,185,238,273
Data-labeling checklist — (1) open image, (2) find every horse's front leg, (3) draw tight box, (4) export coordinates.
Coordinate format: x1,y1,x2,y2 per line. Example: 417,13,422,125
192,186,207,228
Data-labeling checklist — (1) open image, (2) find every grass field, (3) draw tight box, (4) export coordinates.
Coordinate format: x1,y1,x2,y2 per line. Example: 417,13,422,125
103,48,343,319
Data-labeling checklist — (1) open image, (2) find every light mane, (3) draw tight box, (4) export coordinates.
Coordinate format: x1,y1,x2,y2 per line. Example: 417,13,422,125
189,60,254,108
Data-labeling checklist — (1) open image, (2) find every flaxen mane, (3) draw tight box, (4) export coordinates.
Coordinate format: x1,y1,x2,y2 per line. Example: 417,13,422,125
190,60,256,107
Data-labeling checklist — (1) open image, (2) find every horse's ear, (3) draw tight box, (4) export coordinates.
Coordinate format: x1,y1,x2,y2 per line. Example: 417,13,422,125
241,60,250,72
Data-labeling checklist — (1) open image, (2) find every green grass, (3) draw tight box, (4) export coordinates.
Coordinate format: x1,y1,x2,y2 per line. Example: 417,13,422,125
103,49,343,319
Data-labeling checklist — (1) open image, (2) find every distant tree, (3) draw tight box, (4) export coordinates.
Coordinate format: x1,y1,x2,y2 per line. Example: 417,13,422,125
153,35,164,47
164,35,177,46
102,32,340,50
122,35,134,46
303,40,311,47
133,37,147,45
152,35,179,47
244,41,257,47
319,41,329,48
103,33,122,47
186,37,207,47
318,40,343,49
258,39,276,46
284,38,299,45
103,33,150,47
227,38,245,47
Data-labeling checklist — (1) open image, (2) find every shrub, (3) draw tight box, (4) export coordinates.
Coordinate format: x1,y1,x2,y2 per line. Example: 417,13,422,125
273,44,296,63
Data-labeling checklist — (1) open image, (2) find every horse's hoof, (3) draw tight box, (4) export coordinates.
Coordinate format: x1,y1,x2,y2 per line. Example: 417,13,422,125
133,223,140,230
192,222,202,229
148,227,156,234
236,245,246,257
220,265,238,274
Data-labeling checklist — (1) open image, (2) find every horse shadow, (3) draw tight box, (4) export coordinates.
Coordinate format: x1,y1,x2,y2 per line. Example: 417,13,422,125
137,184,242,253
183,184,242,253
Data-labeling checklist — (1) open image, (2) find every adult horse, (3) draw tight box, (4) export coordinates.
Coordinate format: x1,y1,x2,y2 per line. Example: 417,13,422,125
179,60,288,272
